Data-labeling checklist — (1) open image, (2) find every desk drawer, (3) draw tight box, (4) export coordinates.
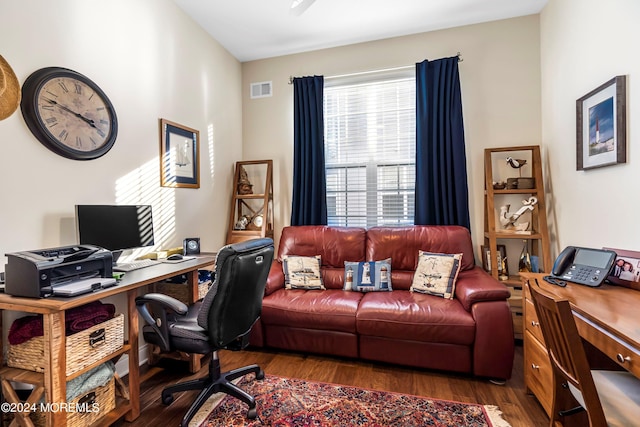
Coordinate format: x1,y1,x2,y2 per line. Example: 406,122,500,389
524,297,545,343
524,329,553,416
574,312,640,378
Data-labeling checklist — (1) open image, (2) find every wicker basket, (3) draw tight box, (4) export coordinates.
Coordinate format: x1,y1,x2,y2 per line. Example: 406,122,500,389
27,377,116,427
7,314,124,376
154,280,212,304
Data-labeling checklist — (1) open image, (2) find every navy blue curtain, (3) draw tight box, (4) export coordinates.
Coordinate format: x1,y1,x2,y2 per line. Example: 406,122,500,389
291,76,327,225
415,57,470,229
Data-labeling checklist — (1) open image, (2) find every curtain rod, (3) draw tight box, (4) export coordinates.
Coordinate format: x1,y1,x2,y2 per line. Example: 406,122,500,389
288,52,462,84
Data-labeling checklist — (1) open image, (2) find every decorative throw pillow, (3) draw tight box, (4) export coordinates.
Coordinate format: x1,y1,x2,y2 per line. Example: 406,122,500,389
410,251,462,299
282,255,325,290
343,259,392,292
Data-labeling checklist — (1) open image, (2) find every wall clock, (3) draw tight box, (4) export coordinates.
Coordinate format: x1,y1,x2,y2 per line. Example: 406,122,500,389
20,67,118,160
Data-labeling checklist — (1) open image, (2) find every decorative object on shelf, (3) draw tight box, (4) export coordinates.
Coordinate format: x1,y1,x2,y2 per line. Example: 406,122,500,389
20,67,118,160
499,196,538,232
492,181,506,190
506,178,518,189
506,156,527,176
517,177,535,189
0,54,20,121
183,237,200,255
577,75,626,170
499,257,509,281
518,240,532,272
234,215,250,230
160,118,200,188
481,244,508,279
237,165,253,194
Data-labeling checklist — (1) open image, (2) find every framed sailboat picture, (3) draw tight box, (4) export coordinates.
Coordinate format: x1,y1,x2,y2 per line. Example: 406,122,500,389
160,118,200,188
576,75,626,170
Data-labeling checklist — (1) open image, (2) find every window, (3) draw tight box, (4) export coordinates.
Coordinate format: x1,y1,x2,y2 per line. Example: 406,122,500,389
324,69,415,227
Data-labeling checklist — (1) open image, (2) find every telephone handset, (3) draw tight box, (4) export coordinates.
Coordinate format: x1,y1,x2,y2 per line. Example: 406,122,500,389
550,246,617,287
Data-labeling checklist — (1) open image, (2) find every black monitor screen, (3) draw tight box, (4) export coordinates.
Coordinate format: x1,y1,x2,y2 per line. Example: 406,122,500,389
76,205,155,253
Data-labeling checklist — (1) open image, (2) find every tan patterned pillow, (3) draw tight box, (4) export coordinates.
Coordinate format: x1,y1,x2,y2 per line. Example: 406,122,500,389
282,255,325,290
410,251,462,299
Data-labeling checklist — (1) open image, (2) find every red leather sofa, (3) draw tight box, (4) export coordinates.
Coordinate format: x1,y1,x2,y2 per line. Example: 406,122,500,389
250,225,515,380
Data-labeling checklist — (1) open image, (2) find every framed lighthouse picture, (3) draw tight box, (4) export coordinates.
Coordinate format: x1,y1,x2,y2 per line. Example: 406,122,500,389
576,75,626,170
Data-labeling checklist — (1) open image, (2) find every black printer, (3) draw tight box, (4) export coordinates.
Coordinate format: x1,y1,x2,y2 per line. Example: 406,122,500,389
5,245,113,298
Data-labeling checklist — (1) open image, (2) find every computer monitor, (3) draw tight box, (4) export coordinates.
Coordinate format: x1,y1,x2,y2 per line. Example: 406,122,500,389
76,204,155,262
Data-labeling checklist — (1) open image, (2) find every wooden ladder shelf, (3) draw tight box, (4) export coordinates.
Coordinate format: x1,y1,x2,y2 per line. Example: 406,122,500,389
226,160,274,244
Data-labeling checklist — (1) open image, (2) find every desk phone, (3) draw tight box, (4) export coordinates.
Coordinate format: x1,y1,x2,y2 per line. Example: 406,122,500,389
550,246,616,287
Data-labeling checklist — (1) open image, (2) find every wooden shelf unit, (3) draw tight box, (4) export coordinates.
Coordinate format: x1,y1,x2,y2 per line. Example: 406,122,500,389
483,145,551,340
226,160,274,244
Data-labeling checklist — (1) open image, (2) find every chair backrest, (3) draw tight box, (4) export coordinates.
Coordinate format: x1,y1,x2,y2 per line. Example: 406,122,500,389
197,238,274,348
528,284,607,426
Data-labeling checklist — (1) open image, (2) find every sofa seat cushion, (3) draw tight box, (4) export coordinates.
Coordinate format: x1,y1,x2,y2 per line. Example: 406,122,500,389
261,289,363,333
356,290,476,345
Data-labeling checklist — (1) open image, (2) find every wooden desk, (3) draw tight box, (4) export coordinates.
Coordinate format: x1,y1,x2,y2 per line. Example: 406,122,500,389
0,255,216,426
521,272,640,416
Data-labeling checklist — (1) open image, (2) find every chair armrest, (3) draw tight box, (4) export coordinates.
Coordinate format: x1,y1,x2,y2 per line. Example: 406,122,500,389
454,267,511,311
265,260,285,296
136,293,188,315
135,293,189,352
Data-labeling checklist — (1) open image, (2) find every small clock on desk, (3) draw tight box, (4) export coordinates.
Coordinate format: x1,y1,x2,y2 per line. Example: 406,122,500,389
20,67,118,160
183,238,200,255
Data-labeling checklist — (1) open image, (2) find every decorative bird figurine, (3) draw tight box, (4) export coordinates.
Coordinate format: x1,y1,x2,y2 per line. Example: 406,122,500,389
506,157,527,177
506,157,527,169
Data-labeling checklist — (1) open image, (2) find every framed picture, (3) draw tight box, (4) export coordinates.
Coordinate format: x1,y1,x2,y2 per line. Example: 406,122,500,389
160,118,200,188
576,75,626,170
481,244,508,278
604,247,640,291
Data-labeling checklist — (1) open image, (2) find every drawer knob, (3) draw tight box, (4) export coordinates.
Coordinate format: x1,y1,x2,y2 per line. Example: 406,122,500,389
531,363,540,370
531,321,539,327
617,354,631,364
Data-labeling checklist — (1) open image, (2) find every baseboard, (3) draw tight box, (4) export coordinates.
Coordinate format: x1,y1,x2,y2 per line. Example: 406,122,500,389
115,344,149,377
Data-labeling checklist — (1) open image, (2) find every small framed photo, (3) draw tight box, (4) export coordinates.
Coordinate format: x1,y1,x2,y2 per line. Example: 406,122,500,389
160,118,200,188
576,75,626,170
481,244,508,278
604,247,640,291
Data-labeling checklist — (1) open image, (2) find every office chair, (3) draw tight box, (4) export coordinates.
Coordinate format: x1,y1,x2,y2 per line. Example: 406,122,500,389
136,238,274,427
528,284,640,427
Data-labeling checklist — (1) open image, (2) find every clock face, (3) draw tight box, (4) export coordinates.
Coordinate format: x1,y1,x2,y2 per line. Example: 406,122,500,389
187,240,198,250
21,67,118,160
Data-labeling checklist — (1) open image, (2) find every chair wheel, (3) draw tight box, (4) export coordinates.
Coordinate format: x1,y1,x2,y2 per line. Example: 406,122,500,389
247,407,257,419
256,369,265,380
161,392,174,405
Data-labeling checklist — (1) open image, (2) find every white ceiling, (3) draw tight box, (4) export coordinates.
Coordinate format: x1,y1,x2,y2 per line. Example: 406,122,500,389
173,0,548,62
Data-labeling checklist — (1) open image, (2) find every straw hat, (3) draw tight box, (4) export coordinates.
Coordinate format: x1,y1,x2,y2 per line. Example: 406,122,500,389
0,54,21,121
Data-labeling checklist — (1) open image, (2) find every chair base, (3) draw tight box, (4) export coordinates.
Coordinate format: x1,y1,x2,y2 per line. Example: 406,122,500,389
161,352,265,427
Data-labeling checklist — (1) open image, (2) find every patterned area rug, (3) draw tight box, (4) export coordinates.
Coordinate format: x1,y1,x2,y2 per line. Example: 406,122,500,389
192,374,511,427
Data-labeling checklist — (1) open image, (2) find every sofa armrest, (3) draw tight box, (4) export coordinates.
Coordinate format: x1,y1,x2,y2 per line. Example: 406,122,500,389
455,266,511,311
265,260,285,295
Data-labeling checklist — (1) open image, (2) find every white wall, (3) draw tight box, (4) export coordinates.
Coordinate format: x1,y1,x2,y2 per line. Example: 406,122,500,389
0,0,241,259
540,0,640,254
242,15,542,260
0,0,242,369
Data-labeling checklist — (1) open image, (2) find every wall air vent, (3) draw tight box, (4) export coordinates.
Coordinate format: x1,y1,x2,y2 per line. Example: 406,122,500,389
250,81,272,99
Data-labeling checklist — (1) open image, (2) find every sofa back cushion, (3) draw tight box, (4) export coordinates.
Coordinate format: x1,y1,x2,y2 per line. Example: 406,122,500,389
278,226,366,289
366,226,476,290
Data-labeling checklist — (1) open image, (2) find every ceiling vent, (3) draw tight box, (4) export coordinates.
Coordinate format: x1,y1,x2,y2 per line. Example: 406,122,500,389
250,81,272,99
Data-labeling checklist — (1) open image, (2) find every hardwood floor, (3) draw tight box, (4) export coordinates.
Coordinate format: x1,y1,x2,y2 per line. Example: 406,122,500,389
123,343,548,426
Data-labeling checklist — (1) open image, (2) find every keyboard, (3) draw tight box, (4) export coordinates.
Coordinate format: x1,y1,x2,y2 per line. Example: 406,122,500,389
113,259,158,272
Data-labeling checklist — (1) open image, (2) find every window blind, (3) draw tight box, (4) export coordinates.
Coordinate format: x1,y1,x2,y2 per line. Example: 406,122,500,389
324,70,416,227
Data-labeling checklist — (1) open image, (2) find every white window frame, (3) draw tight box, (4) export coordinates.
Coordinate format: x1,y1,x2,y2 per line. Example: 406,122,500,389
324,68,416,228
